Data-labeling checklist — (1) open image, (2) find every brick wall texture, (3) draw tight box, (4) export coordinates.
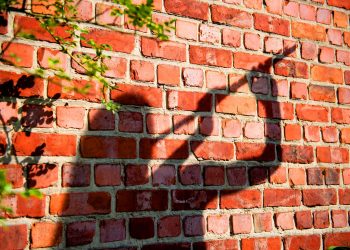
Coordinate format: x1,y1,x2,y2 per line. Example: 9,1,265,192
1,0,350,249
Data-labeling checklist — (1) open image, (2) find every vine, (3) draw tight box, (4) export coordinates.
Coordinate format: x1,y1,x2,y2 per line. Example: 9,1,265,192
0,0,174,218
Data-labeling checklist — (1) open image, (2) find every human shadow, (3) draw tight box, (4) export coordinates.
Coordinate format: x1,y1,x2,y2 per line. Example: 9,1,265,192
0,43,297,249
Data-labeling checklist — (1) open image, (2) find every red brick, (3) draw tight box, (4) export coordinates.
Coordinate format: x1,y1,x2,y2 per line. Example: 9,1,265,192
304,125,320,142
13,194,46,217
264,36,283,54
146,113,171,134
275,212,294,230
227,167,247,186
278,145,314,164
319,47,335,63
103,56,127,79
189,45,232,67
183,216,205,236
316,146,348,163
307,168,324,185
26,164,55,188
216,94,256,116
21,104,53,128
130,217,154,239
229,73,249,93
1,42,33,67
0,164,23,188
140,138,188,159
328,29,343,46
309,84,335,102
343,169,350,184
291,21,326,41
57,106,85,129
325,168,340,185
118,111,143,133
284,1,299,17
236,142,275,162
254,13,289,36
178,165,202,185
130,60,154,82
0,102,18,125
173,115,196,135
332,210,348,228
258,100,294,120
117,190,167,211
274,59,308,78
37,48,67,70
172,190,217,210
338,87,350,104
204,166,224,186
244,122,264,139
158,216,181,237
48,77,101,102
95,2,122,25
317,8,331,24
284,235,321,250
334,11,348,28
0,133,6,156
88,109,114,130
168,91,212,112
303,189,337,206
50,192,111,215
249,167,267,185
288,168,306,185
265,0,283,14
100,219,125,242
253,212,272,232
295,210,313,229
313,210,329,228
296,104,328,122
324,232,350,248
14,16,71,43
0,12,7,34
244,32,261,51
199,117,220,136
164,0,208,20
232,214,252,234
80,136,136,158
291,81,307,99
345,32,350,47
207,214,229,234
175,20,197,41
264,189,301,207
0,224,27,250
141,37,186,61
67,221,95,246
183,68,203,87
251,76,269,95
211,5,252,28
339,189,350,204
94,164,121,186
31,222,62,248
61,163,90,187
284,124,302,141
158,64,180,86
332,107,350,124
191,141,234,160
152,165,175,186
242,237,281,250
193,240,238,250
265,123,281,140
13,132,76,156
301,42,317,60
269,166,287,184
299,4,316,21
206,70,226,90
234,52,272,73
221,190,262,209
199,24,220,44
244,0,262,9
143,243,190,250
222,28,241,47
337,50,350,66
82,28,134,53
311,65,343,84
125,164,149,186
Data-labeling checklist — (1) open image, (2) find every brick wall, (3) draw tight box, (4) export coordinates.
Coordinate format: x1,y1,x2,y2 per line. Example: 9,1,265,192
1,0,350,249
